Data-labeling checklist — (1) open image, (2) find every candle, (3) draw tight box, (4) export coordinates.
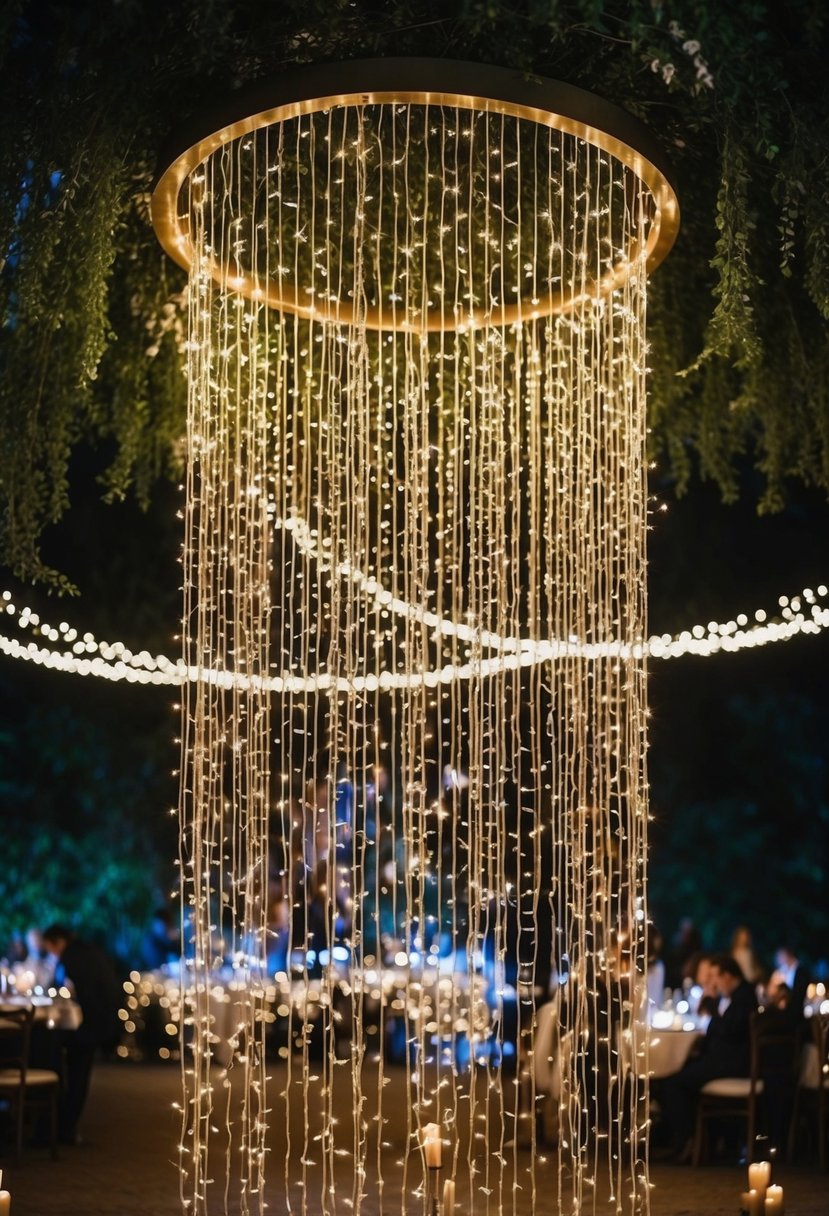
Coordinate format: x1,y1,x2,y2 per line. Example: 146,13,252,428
443,1179,455,1216
0,1169,10,1216
764,1184,784,1213
740,1190,763,1216
421,1123,442,1168
748,1161,771,1194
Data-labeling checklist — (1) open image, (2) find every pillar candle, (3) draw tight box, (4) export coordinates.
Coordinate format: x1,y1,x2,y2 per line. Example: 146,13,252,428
748,1161,771,1194
764,1184,784,1213
421,1123,442,1168
0,1168,10,1216
741,1189,764,1216
443,1179,455,1216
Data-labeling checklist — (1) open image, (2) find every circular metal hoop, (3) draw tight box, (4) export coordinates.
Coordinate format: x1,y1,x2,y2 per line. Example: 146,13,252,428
152,58,679,332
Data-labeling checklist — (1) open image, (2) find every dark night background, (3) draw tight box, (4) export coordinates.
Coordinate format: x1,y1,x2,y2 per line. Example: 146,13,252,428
1,443,827,973
647,470,829,967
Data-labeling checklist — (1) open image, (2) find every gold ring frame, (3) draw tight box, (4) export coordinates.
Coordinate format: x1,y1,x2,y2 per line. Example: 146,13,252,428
152,58,679,332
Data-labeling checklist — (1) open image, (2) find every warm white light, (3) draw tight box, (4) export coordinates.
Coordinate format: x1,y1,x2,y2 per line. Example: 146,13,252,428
1,582,826,689
171,93,662,1215
0,74,690,1214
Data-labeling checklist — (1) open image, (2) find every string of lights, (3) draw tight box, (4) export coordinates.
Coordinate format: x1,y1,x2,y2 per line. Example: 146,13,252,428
0,584,826,689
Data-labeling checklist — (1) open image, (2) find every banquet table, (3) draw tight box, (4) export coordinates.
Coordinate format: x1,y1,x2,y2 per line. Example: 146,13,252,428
0,993,83,1031
532,996,562,1096
532,1001,705,1096
634,1024,703,1078
124,963,491,1066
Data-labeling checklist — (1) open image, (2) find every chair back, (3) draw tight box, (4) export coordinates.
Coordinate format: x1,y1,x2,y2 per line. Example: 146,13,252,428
812,1013,829,1090
0,1004,34,1080
751,1008,801,1088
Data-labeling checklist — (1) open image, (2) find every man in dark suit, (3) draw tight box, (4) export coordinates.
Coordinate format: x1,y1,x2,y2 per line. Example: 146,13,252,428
40,924,123,1143
661,952,758,1161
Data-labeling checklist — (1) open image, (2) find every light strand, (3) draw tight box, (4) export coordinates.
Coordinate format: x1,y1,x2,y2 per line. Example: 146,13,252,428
0,584,826,688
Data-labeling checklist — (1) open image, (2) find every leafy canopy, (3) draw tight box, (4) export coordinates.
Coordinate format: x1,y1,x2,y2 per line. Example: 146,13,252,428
1,0,828,585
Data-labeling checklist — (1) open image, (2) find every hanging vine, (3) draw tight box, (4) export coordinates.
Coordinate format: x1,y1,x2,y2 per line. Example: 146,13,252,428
1,0,828,585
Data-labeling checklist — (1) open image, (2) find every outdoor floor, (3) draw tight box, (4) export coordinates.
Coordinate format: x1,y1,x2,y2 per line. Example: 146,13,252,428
1,1062,827,1216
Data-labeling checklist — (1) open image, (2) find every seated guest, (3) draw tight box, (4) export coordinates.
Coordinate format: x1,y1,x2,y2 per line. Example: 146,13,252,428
687,952,720,1019
761,968,804,1027
730,924,761,984
40,924,123,1144
765,978,792,1011
4,927,53,988
646,929,666,1015
755,973,802,1151
142,906,180,971
661,953,757,1161
770,943,809,1010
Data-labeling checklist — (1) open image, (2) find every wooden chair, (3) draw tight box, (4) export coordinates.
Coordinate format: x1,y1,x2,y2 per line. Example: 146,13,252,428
692,1009,800,1166
0,1004,61,1161
788,1013,829,1170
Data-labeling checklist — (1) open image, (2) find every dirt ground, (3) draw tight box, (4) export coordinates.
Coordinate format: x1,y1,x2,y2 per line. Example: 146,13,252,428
1,1062,826,1216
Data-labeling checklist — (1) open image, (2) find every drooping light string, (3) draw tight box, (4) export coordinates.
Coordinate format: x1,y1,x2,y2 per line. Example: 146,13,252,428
1,583,826,688
155,87,659,1216
173,144,274,1214
10,63,690,1214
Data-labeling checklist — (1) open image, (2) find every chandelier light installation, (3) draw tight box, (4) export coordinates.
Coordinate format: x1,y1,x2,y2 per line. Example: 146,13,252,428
152,60,678,1216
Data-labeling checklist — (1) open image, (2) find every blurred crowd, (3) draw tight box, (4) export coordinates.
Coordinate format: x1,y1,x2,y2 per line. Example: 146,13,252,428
649,917,824,1015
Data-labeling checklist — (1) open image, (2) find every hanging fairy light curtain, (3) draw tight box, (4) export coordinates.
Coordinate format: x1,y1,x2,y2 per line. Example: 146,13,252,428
152,59,678,1216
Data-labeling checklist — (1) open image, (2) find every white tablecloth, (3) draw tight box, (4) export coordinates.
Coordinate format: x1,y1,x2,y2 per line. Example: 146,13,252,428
532,997,561,1095
140,965,491,1067
0,994,82,1030
637,1027,702,1078
532,1000,704,1094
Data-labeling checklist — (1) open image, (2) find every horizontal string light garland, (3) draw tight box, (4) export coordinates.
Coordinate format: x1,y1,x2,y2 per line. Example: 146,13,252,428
0,583,827,688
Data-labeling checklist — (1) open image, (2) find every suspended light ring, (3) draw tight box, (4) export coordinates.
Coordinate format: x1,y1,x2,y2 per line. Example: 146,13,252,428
151,60,679,1213
152,57,679,333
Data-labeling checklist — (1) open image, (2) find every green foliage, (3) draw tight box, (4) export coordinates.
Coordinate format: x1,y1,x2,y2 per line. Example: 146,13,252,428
1,0,828,583
692,129,763,374
0,681,177,960
649,690,829,962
